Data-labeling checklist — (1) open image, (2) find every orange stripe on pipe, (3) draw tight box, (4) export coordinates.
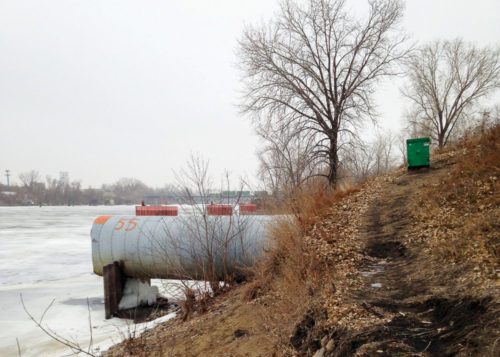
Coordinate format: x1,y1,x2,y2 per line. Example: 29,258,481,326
94,215,112,224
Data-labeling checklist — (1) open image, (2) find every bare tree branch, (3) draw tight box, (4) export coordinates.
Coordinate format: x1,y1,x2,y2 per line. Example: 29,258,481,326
20,294,97,356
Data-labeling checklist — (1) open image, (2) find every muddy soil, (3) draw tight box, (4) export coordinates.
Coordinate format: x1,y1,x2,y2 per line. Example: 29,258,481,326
332,166,499,356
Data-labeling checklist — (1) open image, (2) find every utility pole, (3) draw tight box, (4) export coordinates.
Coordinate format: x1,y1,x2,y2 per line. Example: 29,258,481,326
5,170,10,186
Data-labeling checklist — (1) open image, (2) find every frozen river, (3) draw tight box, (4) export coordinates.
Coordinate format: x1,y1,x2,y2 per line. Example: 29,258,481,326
0,206,176,357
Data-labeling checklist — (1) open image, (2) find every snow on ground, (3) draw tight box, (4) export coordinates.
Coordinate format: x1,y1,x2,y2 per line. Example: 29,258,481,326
0,206,179,357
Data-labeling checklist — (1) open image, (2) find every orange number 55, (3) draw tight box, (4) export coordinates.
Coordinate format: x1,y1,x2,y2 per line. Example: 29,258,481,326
115,218,139,231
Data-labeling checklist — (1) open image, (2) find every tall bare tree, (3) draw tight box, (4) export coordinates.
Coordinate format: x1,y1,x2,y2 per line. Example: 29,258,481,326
402,39,500,147
238,0,409,186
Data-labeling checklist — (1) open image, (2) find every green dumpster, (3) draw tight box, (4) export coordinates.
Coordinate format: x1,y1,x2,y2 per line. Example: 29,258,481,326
407,137,430,168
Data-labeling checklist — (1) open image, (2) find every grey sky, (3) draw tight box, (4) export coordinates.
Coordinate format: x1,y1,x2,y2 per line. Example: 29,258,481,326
1,0,499,188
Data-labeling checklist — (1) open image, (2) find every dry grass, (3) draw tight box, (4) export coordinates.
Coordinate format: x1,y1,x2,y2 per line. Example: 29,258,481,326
240,181,363,351
247,183,360,290
413,124,500,276
117,323,151,357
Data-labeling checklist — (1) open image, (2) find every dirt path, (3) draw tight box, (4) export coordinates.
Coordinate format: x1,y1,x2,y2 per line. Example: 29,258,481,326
334,167,495,356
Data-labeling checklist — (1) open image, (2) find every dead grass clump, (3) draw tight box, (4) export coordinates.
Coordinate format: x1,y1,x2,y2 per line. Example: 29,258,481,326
241,280,264,301
113,323,151,357
181,288,196,322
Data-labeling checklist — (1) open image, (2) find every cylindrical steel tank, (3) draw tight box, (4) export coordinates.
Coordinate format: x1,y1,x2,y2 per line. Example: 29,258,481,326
91,214,273,280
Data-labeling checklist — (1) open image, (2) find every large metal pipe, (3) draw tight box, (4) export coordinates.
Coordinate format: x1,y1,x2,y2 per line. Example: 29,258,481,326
91,214,273,280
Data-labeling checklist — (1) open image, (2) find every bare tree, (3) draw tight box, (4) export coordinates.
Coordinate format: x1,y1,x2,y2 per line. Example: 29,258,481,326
402,39,500,147
257,123,326,195
466,105,500,135
18,170,44,204
112,177,148,204
396,132,407,165
342,131,396,182
342,142,375,183
19,170,40,189
372,131,396,175
238,0,409,186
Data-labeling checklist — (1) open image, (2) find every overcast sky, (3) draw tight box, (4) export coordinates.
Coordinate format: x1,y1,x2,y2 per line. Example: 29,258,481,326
1,0,499,188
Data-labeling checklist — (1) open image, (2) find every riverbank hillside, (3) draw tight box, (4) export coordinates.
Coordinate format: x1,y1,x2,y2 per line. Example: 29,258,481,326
105,125,499,356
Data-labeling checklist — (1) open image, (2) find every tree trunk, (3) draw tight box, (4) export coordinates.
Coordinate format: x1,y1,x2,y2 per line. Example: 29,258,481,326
438,131,445,148
327,138,339,186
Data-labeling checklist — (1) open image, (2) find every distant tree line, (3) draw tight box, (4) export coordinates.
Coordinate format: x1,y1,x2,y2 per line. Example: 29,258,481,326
0,172,178,206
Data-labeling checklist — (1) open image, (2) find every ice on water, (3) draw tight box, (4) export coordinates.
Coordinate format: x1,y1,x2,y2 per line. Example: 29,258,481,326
0,206,175,357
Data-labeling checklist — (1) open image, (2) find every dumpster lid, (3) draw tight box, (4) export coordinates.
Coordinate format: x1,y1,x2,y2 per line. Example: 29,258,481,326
406,137,430,144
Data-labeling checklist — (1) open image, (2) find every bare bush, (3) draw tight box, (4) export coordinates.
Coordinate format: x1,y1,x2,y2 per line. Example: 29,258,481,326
147,154,259,311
